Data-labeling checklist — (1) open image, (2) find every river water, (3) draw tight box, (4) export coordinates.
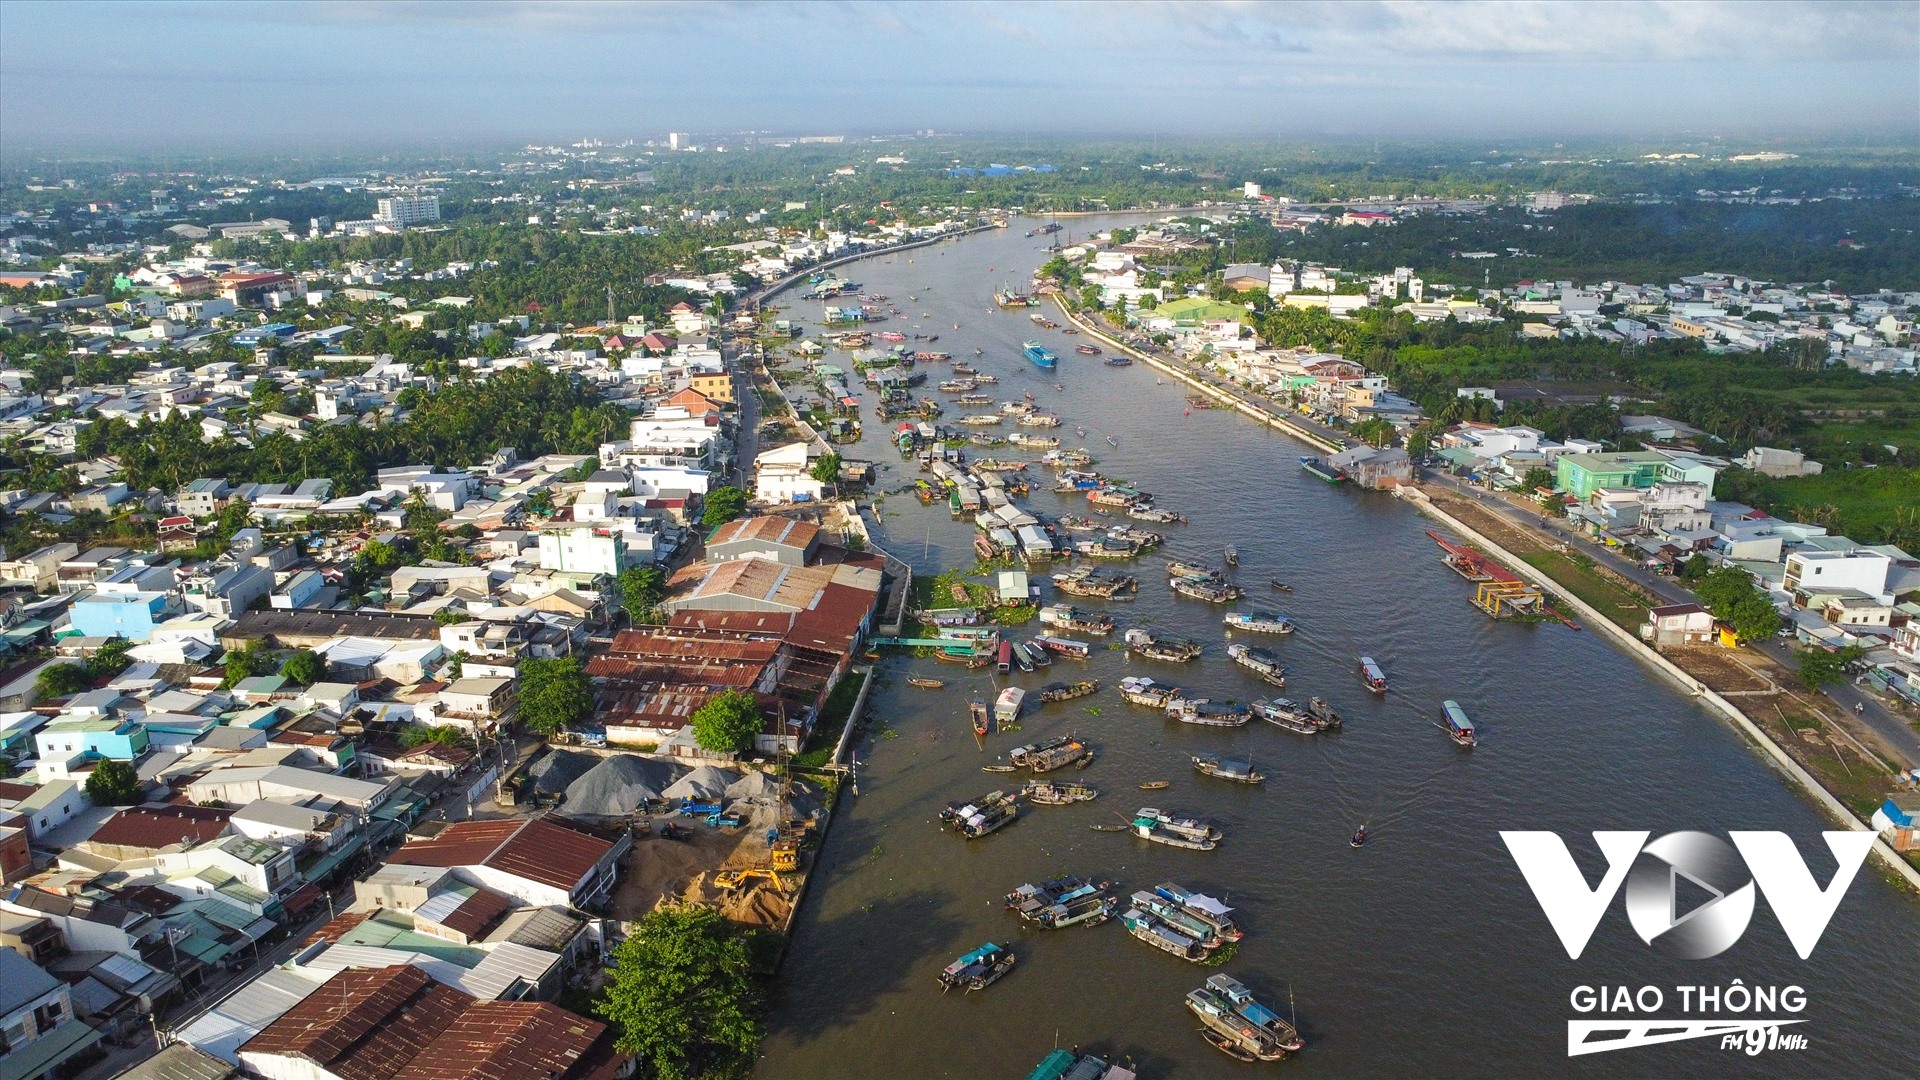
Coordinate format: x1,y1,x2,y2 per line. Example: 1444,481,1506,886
754,219,1916,1078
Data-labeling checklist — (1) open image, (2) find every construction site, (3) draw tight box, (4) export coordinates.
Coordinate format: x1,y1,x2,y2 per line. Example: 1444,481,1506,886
508,746,831,932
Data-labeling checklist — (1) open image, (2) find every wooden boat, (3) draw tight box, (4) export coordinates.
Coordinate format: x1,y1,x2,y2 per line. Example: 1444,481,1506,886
971,700,989,738
1171,575,1241,603
1131,807,1222,849
1252,698,1321,735
1164,558,1219,580
982,764,1018,773
1139,780,1171,790
1023,780,1098,805
1037,679,1100,704
1039,604,1114,635
1351,824,1368,847
1442,699,1477,747
908,676,945,689
1165,697,1250,728
1270,579,1293,592
1359,656,1388,694
1227,642,1287,687
1223,611,1293,634
1153,882,1244,942
1024,736,1090,774
1032,635,1092,660
1193,755,1265,784
1076,343,1101,355
1187,974,1305,1059
1124,628,1201,662
1089,823,1128,832
938,942,1016,992
1119,676,1180,707
941,790,1021,838
1119,906,1209,960
1223,545,1238,567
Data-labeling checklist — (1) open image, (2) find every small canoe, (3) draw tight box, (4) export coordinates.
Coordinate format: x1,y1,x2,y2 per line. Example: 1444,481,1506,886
983,765,1018,773
1270,580,1293,592
1089,824,1128,832
907,676,945,689
1139,780,1171,790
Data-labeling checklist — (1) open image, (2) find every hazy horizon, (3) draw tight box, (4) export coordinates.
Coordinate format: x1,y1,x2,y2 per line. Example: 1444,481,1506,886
3,0,1916,150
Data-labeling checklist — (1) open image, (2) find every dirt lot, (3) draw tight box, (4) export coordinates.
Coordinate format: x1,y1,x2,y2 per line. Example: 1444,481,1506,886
1665,647,1776,694
608,816,805,931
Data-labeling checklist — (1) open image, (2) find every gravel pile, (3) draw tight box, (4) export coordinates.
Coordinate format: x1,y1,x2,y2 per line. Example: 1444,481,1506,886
562,755,686,818
524,749,598,797
662,764,741,802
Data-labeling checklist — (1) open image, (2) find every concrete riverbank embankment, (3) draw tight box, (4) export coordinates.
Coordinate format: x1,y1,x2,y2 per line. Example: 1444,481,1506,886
1051,296,1345,455
1402,485,1920,892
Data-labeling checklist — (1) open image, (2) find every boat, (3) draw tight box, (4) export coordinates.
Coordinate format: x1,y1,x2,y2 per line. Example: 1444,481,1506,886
1123,628,1202,662
1006,874,1102,911
1170,575,1241,603
1153,883,1244,942
1227,643,1287,687
1351,825,1368,847
957,392,994,405
958,414,1004,426
1127,504,1186,524
971,699,990,738
1119,676,1181,707
1017,641,1051,669
1223,611,1294,634
1075,344,1101,355
973,372,998,384
1223,545,1238,567
941,790,1020,839
1165,697,1251,728
983,764,1018,773
1022,341,1059,370
1129,889,1228,948
1008,733,1075,767
1252,698,1322,735
1010,643,1033,673
1023,780,1099,805
1359,656,1388,694
1052,566,1138,598
1270,579,1293,593
1301,455,1347,483
1163,558,1218,580
1024,736,1091,774
995,290,1036,308
1442,699,1477,747
1187,974,1305,1060
937,379,976,393
1193,755,1265,784
1037,679,1100,703
1139,780,1171,790
1306,696,1343,728
907,676,945,689
938,942,1016,992
1040,604,1114,635
1132,807,1222,849
1119,907,1209,961
995,687,1026,726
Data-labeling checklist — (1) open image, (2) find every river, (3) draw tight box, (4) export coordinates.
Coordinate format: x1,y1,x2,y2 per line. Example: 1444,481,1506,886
753,218,1916,1078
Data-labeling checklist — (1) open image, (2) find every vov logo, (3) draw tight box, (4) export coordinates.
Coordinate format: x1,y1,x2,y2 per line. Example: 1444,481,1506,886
1500,831,1876,959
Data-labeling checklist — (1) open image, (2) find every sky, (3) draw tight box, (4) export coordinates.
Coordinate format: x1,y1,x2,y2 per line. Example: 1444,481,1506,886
2,0,1915,148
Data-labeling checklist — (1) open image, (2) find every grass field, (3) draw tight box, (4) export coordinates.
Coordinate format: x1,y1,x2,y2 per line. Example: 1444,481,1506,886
1518,550,1653,631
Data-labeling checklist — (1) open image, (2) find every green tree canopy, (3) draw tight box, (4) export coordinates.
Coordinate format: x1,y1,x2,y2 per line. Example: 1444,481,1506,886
401,724,467,748
617,566,666,624
595,904,761,1080
518,656,593,737
1796,645,1863,690
690,689,763,755
220,641,277,689
809,452,841,484
280,650,325,686
701,486,748,527
1691,566,1782,643
85,759,142,806
34,661,90,700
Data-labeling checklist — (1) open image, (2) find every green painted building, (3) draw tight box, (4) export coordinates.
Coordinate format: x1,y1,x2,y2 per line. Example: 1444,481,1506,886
1555,452,1719,503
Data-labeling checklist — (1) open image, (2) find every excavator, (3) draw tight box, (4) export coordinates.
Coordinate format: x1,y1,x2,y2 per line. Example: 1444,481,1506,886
712,867,789,894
